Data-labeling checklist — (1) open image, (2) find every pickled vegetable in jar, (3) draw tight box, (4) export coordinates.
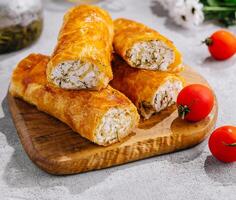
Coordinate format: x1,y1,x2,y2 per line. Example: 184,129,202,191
0,0,43,54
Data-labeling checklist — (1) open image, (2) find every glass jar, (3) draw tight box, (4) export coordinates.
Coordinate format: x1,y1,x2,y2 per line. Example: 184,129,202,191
0,0,43,54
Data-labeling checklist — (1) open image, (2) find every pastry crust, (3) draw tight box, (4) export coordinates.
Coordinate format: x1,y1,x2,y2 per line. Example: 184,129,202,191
10,54,140,146
110,56,185,119
47,5,114,90
113,18,183,72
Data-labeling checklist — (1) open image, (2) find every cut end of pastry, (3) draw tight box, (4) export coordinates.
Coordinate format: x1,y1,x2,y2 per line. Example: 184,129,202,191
140,79,183,119
50,60,109,90
126,40,175,71
95,107,138,145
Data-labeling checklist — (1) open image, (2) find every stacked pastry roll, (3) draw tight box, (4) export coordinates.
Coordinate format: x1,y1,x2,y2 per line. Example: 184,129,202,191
110,56,184,119
113,18,183,72
111,18,185,119
47,5,114,90
9,5,140,146
10,5,185,146
10,54,139,146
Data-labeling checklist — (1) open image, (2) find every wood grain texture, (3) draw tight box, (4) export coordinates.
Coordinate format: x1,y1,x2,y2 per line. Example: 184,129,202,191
8,66,218,175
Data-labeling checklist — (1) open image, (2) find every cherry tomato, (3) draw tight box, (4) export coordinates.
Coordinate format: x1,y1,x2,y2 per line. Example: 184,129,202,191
177,84,214,122
204,30,236,60
209,126,236,163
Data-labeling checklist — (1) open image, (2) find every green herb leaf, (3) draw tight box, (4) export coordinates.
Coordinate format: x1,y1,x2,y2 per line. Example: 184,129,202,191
200,0,236,26
207,0,221,6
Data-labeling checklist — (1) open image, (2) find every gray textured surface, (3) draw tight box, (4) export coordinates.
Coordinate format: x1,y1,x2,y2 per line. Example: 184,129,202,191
0,0,236,199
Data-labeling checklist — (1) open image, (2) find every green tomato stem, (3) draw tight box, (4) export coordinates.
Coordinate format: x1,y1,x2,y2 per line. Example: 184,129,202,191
203,37,213,46
178,105,190,120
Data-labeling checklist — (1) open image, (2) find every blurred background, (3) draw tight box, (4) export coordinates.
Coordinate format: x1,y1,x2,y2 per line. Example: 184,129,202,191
0,1,236,200
1,0,235,54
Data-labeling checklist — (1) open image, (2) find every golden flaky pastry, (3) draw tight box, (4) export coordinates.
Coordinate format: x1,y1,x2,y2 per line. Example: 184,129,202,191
113,18,183,72
110,56,185,119
10,54,140,146
47,5,114,90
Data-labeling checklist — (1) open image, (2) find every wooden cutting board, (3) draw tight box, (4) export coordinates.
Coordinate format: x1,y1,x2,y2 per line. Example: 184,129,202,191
8,66,218,175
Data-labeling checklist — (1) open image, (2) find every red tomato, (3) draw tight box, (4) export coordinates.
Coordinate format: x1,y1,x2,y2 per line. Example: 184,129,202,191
204,30,236,60
209,126,236,163
177,84,214,122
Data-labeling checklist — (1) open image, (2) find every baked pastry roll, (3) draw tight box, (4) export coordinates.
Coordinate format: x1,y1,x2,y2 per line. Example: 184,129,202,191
47,5,114,90
113,18,183,72
10,54,140,146
110,56,184,119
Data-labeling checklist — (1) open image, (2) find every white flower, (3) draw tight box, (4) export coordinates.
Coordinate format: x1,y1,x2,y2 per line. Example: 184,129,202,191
158,0,204,28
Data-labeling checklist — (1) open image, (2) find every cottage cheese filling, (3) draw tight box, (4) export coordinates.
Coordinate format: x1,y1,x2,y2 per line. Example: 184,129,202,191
153,80,183,111
126,40,175,70
51,60,108,89
140,80,183,119
96,108,133,145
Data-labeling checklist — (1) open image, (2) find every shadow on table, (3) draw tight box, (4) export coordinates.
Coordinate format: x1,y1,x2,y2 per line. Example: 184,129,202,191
204,155,236,186
0,51,21,62
201,56,236,71
0,96,206,195
150,1,183,33
150,0,168,18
